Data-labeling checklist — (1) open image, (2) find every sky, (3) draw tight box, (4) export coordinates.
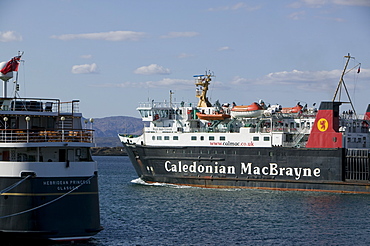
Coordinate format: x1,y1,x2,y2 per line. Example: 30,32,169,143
1,0,370,119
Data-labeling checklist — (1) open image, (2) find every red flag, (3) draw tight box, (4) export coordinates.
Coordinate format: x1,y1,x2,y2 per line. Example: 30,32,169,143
357,66,361,74
0,56,21,74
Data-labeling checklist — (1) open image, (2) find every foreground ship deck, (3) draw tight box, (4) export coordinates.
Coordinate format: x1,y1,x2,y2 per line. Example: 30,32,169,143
120,54,370,194
0,54,102,241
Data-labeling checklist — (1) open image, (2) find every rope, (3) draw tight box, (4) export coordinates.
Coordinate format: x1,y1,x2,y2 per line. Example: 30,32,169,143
0,175,31,195
0,175,95,219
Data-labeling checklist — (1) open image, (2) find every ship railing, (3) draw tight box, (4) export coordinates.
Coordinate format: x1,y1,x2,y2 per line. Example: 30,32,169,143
60,100,80,114
138,101,196,108
0,98,80,115
345,148,370,181
0,129,94,143
262,127,301,133
341,113,366,120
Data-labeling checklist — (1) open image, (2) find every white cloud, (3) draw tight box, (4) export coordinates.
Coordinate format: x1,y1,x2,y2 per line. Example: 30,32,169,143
160,32,199,39
230,76,249,85
315,16,346,22
207,2,261,11
178,53,195,58
218,46,232,51
134,64,171,75
0,31,22,42
92,68,370,93
292,0,370,8
332,0,370,7
146,78,191,88
72,63,99,74
230,68,370,93
92,78,194,89
51,31,146,41
80,54,93,59
288,11,306,20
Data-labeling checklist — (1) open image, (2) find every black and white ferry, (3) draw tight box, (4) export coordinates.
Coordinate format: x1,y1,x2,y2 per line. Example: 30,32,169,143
120,54,370,194
0,53,102,241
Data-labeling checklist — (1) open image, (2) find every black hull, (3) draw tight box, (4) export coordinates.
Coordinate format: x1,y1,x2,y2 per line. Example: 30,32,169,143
124,144,370,194
0,174,102,241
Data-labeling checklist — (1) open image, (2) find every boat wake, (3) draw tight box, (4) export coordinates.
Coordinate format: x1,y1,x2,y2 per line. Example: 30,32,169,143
131,178,193,188
130,178,243,191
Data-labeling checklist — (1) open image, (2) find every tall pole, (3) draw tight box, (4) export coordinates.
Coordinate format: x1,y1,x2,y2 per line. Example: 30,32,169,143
332,53,358,119
25,116,30,143
3,80,7,98
61,116,65,141
332,54,351,102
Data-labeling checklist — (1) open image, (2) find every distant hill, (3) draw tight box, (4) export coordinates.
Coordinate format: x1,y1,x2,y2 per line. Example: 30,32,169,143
91,116,144,147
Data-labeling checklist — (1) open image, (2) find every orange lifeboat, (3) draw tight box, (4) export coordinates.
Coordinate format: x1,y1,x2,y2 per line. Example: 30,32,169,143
281,103,303,114
196,112,231,121
231,102,264,118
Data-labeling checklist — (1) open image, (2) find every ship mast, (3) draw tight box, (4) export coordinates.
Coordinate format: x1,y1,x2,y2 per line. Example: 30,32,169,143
332,53,360,118
194,72,213,107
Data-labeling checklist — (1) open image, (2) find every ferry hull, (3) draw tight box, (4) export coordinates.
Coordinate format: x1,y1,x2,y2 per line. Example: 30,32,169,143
0,174,102,241
124,144,370,193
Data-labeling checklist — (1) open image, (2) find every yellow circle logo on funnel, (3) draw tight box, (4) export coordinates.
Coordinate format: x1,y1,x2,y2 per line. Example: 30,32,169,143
317,118,328,132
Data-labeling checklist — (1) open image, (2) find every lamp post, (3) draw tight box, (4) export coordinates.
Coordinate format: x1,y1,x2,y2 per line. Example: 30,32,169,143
89,118,94,129
3,117,8,142
89,118,94,143
25,116,30,143
61,116,65,141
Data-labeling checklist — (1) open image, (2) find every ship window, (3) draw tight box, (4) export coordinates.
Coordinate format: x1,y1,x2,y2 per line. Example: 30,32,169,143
209,136,215,140
264,136,270,141
333,137,337,142
348,138,351,142
164,136,170,140
152,136,155,140
157,136,162,140
253,136,259,141
220,136,226,141
191,136,197,141
173,136,178,140
200,136,204,141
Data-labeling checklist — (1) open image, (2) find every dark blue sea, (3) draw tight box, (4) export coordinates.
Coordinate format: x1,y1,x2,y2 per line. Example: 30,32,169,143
11,156,370,245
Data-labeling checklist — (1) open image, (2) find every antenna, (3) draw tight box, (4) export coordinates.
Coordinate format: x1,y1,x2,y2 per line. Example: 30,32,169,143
169,90,174,107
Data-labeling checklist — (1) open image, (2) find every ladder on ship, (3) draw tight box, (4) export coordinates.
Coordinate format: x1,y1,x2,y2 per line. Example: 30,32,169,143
292,128,310,147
